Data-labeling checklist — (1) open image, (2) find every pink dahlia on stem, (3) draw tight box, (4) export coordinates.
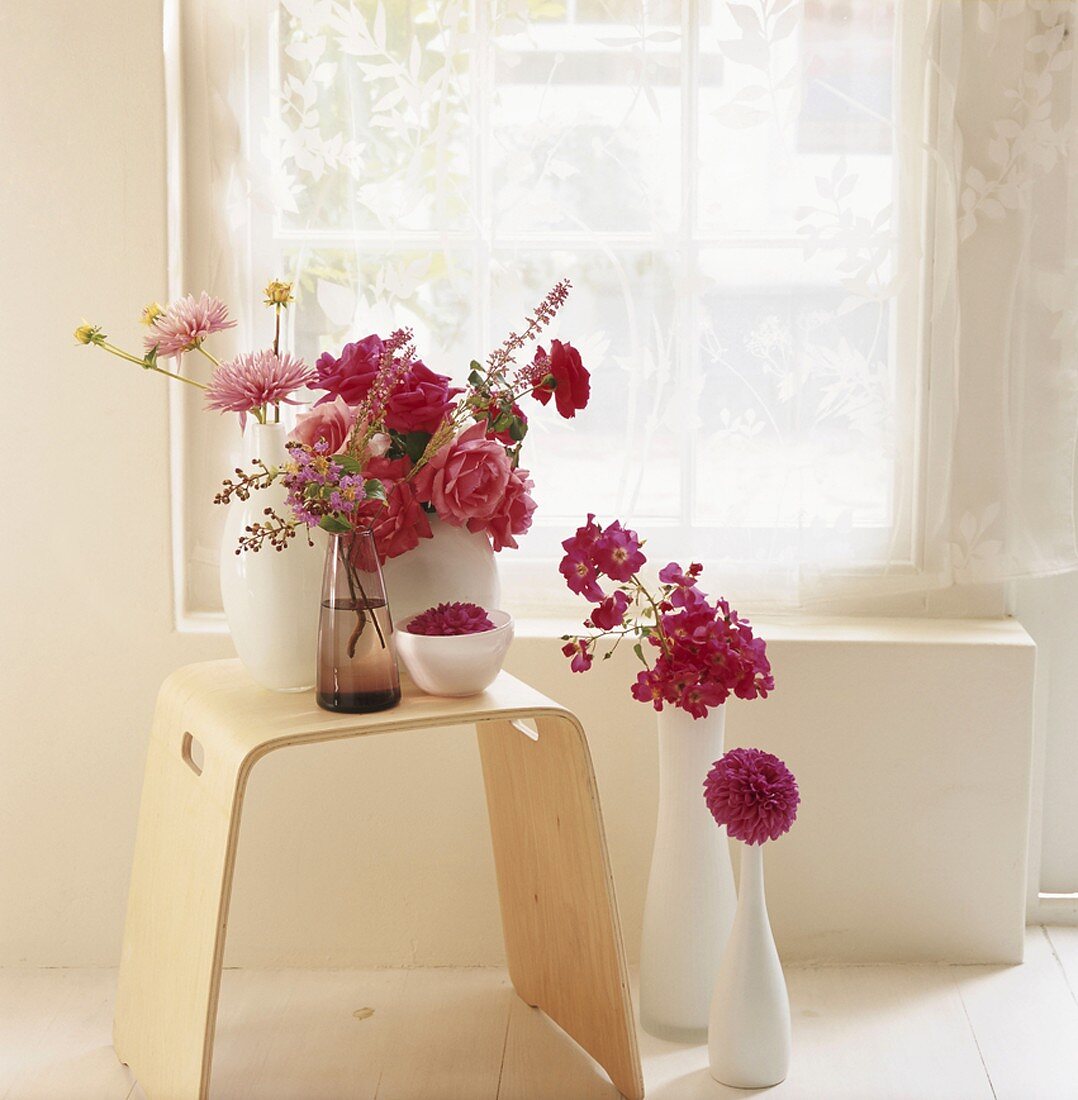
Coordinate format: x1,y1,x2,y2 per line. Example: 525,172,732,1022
145,292,236,358
205,350,315,427
406,602,495,636
703,747,800,845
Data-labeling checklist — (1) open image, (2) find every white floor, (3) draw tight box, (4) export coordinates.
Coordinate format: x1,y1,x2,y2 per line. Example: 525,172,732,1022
4,928,1078,1099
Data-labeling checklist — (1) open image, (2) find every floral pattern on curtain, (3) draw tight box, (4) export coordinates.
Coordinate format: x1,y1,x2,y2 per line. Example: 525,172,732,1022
171,0,1078,617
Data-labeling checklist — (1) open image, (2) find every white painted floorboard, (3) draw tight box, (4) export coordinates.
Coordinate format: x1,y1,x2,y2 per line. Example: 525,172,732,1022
3,929,1078,1100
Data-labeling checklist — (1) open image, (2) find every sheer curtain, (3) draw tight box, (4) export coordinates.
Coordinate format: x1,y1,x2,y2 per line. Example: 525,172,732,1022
168,0,1078,622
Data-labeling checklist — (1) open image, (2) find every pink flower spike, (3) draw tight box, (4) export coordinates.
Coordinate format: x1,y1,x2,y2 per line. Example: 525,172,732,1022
205,350,316,426
703,748,800,845
406,602,495,636
145,292,236,358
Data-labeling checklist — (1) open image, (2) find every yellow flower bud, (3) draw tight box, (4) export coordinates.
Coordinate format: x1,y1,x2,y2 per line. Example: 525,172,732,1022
140,302,165,326
75,323,104,346
264,279,294,307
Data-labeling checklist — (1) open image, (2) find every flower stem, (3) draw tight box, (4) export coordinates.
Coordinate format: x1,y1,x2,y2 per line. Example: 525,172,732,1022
195,344,221,368
99,341,208,390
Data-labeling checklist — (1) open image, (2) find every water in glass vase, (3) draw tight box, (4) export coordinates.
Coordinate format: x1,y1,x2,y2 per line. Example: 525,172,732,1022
317,530,402,714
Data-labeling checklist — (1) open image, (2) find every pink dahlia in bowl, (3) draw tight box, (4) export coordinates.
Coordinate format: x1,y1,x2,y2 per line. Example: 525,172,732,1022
406,602,496,636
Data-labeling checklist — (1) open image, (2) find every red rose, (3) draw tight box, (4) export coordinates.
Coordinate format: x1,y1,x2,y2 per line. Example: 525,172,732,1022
384,361,462,435
532,339,590,418
359,456,433,561
314,334,383,405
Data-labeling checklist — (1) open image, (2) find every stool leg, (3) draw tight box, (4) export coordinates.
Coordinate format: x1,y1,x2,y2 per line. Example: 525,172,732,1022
477,715,644,1100
114,701,248,1100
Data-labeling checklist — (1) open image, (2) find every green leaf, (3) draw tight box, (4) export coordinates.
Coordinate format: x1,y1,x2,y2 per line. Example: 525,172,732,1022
364,477,387,502
333,454,363,475
319,515,351,534
468,369,484,388
508,417,528,442
400,431,431,464
633,642,645,664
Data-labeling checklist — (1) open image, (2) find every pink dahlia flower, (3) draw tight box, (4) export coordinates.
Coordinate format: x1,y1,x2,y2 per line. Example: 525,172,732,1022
205,350,315,427
407,602,495,636
290,396,358,454
412,422,511,526
358,455,433,561
145,292,236,358
703,747,800,845
467,466,537,552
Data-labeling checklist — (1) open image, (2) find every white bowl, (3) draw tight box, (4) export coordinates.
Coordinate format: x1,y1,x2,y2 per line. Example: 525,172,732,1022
394,610,514,697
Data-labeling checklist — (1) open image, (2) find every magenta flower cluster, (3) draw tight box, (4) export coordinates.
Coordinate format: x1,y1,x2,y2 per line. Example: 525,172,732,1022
559,516,774,719
406,602,496,636
703,748,800,845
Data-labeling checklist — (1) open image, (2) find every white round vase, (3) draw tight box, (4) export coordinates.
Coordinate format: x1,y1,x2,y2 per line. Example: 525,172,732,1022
708,842,791,1088
380,515,501,622
639,704,736,1041
219,422,323,691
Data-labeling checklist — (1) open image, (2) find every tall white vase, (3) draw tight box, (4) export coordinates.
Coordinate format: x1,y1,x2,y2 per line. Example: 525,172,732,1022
708,843,791,1088
379,515,501,621
219,422,323,691
639,705,736,1041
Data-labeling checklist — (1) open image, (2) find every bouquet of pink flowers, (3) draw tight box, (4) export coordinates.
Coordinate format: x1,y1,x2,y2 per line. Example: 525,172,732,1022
558,516,774,719
218,280,587,558
78,278,589,562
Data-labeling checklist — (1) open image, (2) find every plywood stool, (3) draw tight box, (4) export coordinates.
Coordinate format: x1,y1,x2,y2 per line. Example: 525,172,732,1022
113,659,644,1100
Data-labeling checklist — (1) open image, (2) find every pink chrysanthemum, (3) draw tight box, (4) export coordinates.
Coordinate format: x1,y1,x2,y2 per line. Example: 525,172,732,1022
703,747,800,845
145,292,236,358
204,350,315,427
406,602,495,636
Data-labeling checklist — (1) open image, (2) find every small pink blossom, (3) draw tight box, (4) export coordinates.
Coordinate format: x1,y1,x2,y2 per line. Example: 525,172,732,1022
593,521,645,581
290,396,358,454
558,514,605,601
407,602,496,636
468,466,537,552
562,639,593,673
368,432,391,457
204,350,315,428
412,422,511,526
590,590,630,631
145,292,236,358
703,748,800,845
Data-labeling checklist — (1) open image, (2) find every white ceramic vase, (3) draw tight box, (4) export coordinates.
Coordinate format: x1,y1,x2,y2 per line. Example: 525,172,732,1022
639,705,736,1041
708,842,791,1088
379,515,501,621
219,422,323,691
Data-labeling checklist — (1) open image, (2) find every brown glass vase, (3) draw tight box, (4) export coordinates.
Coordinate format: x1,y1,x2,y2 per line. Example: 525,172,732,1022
316,529,401,714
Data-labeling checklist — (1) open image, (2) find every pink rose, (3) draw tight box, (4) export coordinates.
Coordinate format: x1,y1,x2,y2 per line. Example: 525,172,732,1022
290,396,358,454
413,422,511,526
468,466,536,552
314,334,383,405
359,456,433,562
384,361,462,435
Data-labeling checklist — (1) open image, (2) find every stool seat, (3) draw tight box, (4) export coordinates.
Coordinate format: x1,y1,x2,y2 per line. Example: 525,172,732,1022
113,660,644,1099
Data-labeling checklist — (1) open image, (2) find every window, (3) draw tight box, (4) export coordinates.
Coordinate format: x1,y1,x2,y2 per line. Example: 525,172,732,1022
168,1,957,620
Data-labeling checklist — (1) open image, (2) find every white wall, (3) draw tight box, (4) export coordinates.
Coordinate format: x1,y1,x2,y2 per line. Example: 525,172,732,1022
0,2,1038,970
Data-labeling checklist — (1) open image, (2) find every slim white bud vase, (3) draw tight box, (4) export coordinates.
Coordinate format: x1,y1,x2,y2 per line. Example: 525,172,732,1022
639,705,736,1040
219,421,322,691
708,842,791,1088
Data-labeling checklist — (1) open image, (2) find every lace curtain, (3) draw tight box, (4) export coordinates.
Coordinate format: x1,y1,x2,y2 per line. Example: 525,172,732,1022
170,0,1078,619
